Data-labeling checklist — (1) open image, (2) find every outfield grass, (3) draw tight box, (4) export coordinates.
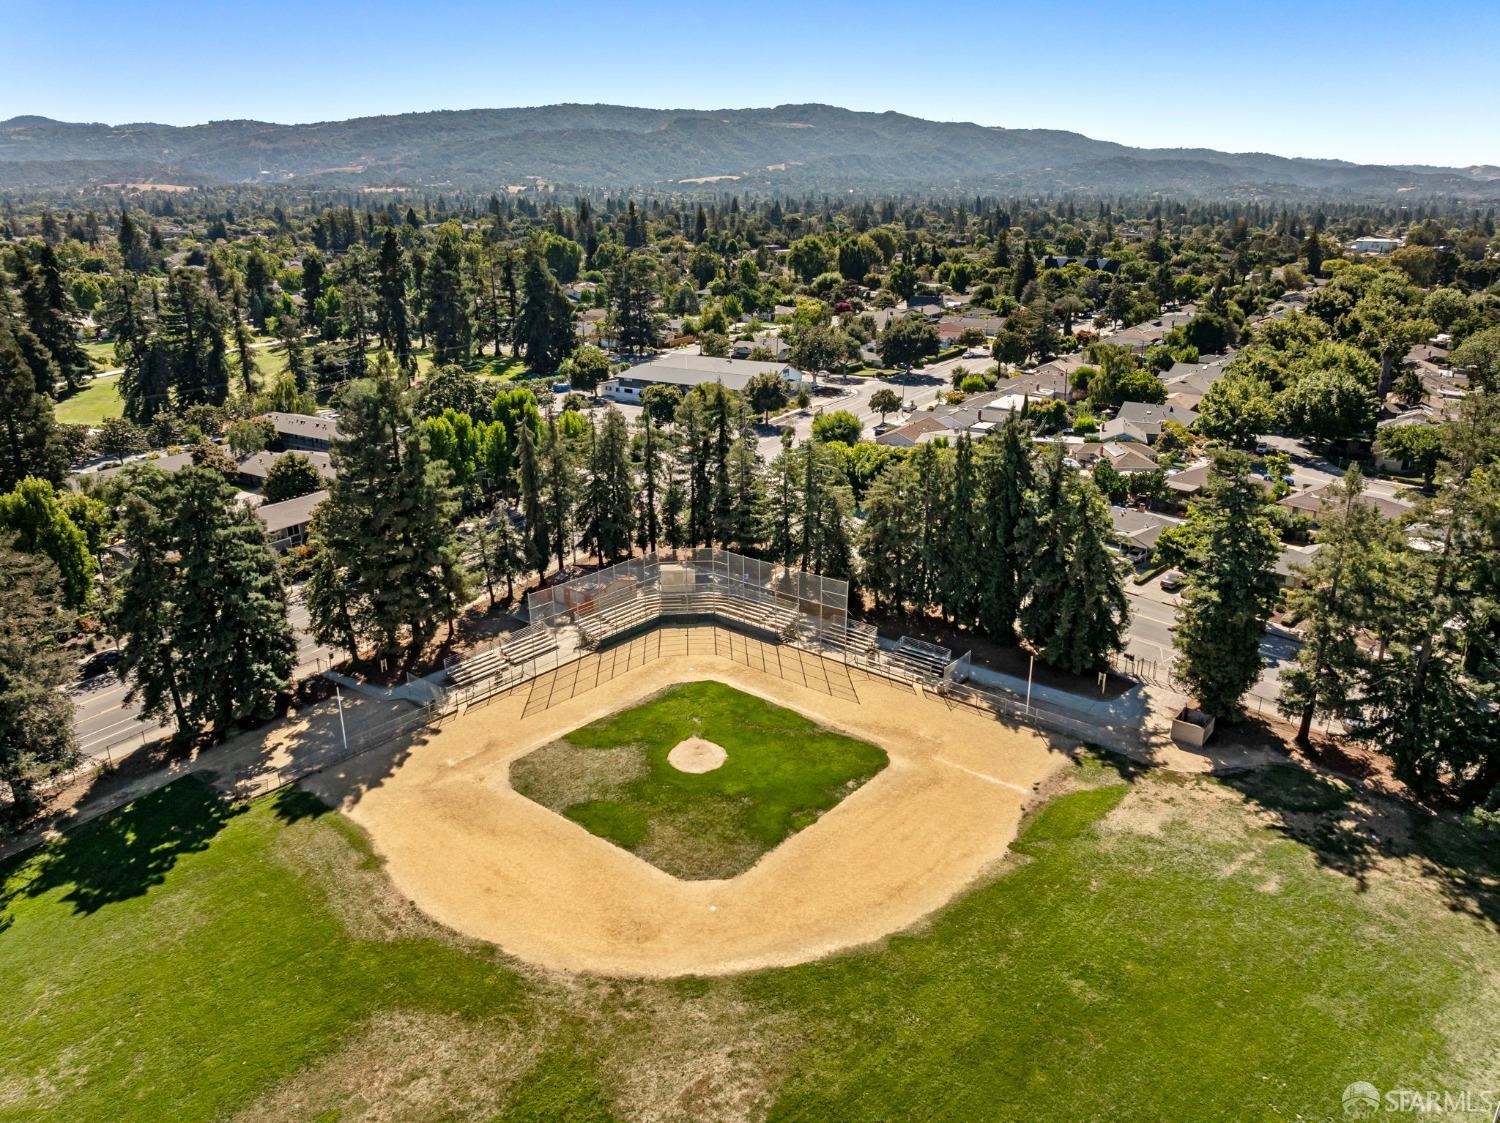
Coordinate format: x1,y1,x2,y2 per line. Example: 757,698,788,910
1,757,1493,1121
53,375,124,426
511,680,888,878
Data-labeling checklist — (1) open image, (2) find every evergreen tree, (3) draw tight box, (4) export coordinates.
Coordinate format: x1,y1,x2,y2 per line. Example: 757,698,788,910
661,461,686,552
1277,467,1396,743
473,504,524,606
311,363,466,657
578,407,635,564
1041,477,1129,674
422,223,473,364
977,416,1035,641
110,276,172,423
636,410,663,552
1358,393,1500,804
301,249,326,316
0,304,67,491
795,439,855,579
766,432,799,565
118,209,151,273
541,413,576,573
722,435,767,553
514,247,576,372
608,250,661,356
941,435,982,625
375,228,416,376
161,267,231,406
1019,445,1071,651
859,455,918,611
229,281,258,395
1173,453,1281,718
276,307,310,392
907,442,950,612
243,248,275,329
304,516,360,663
709,387,736,546
1,279,59,398
14,242,91,392
516,419,550,580
111,484,190,734
0,540,79,813
167,467,296,739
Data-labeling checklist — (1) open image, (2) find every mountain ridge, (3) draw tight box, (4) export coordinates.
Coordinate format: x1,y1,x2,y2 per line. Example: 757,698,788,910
1,102,1495,198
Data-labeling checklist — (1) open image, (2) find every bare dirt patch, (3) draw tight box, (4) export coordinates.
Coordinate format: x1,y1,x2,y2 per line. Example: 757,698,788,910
231,1009,543,1123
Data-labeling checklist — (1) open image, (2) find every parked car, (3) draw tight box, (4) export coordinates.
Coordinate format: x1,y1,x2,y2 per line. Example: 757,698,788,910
78,649,121,680
1160,570,1188,592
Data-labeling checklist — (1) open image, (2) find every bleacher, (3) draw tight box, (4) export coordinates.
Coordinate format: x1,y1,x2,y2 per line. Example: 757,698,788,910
889,635,953,680
660,584,804,640
502,622,558,664
445,622,558,688
575,588,661,649
446,645,509,688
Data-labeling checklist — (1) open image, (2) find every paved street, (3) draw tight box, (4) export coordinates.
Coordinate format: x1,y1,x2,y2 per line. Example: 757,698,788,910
1121,570,1303,719
69,589,337,763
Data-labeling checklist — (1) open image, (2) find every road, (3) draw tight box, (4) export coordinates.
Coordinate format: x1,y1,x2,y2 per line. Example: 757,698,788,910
1121,571,1303,718
69,590,337,763
752,354,977,459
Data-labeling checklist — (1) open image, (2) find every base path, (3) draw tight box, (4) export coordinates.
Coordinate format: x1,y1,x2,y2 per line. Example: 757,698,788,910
304,636,1068,977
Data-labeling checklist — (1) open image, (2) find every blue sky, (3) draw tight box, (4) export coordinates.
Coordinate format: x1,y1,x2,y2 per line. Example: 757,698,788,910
4,0,1496,166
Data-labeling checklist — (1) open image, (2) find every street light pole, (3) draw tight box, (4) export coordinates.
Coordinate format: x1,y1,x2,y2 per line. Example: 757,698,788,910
1025,654,1034,713
335,686,349,755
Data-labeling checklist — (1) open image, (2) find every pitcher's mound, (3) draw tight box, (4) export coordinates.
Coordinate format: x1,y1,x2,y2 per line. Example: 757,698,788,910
668,736,728,773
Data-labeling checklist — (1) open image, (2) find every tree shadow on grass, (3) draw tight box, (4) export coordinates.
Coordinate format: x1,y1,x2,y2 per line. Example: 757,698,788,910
269,784,333,825
1219,762,1499,928
7,775,239,917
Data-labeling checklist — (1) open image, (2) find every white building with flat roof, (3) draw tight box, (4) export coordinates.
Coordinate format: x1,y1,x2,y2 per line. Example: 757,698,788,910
1348,236,1403,255
601,354,805,403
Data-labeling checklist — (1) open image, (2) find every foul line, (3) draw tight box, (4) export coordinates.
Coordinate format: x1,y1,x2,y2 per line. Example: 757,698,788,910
934,756,1033,795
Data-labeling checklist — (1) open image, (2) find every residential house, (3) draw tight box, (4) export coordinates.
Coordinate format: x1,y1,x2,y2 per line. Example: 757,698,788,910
1279,483,1412,525
255,488,328,552
1108,506,1178,561
874,415,951,448
233,449,335,491
1102,402,1198,444
264,411,338,453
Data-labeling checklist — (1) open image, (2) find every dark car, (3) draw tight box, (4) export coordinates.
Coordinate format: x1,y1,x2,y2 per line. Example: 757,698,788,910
78,649,121,680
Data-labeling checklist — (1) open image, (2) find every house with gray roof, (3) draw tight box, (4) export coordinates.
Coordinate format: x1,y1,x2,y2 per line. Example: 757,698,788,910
1102,401,1198,444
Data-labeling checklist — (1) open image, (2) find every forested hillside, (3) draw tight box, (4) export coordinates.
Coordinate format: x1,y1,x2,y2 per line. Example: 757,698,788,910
3,104,1499,198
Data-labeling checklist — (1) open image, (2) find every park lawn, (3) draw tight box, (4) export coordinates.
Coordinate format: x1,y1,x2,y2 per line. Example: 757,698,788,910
81,339,116,372
53,375,123,425
1,758,1494,1121
510,680,889,878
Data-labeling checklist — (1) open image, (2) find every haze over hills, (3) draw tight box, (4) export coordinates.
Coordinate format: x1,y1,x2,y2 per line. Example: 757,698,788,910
1,103,1497,199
